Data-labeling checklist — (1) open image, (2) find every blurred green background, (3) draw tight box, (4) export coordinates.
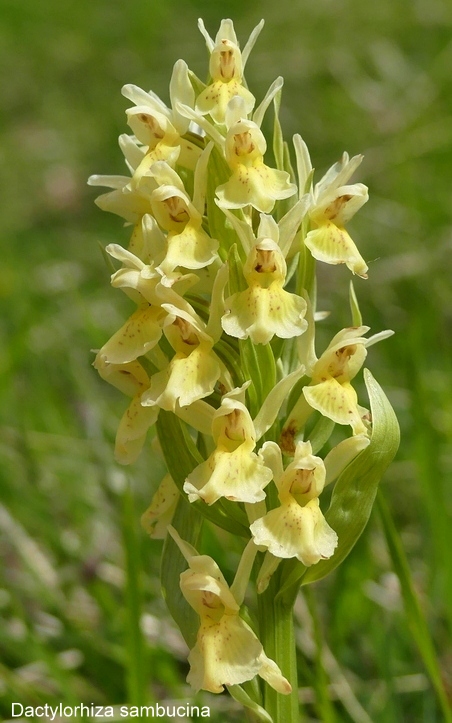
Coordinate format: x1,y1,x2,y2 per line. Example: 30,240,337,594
1,0,452,720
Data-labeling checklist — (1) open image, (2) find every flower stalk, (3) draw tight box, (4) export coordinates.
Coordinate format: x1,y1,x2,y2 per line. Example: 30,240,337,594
258,571,301,721
89,17,399,721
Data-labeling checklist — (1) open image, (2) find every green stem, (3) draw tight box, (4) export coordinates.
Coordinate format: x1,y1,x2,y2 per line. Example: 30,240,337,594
122,481,147,706
258,573,301,722
296,220,316,299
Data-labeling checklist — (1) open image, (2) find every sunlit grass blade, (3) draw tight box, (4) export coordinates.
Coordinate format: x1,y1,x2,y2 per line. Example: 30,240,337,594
377,491,452,723
305,589,337,722
122,481,147,707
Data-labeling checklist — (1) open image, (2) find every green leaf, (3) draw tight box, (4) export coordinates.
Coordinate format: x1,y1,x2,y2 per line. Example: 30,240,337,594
227,685,274,723
305,589,337,723
273,90,284,172
228,242,247,293
349,280,363,326
301,368,400,584
206,145,239,256
188,69,206,96
297,236,316,299
240,338,276,418
283,140,296,180
213,338,245,388
308,416,336,455
377,492,452,723
277,559,307,602
122,483,146,705
98,240,117,274
275,140,297,221
161,497,202,649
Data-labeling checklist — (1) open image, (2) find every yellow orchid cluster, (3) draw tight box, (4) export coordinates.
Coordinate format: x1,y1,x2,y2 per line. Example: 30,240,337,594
89,18,394,706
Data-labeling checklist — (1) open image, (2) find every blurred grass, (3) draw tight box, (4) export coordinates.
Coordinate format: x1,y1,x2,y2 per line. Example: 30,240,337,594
1,0,452,720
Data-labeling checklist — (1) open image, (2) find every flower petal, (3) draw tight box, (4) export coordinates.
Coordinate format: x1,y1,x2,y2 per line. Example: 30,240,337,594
162,224,219,272
169,59,194,133
311,183,368,226
114,395,159,464
258,653,292,695
93,357,150,397
141,474,179,539
184,443,272,505
250,497,337,565
216,164,296,213
324,434,370,485
98,306,165,365
142,345,221,411
303,378,367,435
197,81,255,125
305,222,368,278
222,284,307,345
187,615,263,693
253,367,305,441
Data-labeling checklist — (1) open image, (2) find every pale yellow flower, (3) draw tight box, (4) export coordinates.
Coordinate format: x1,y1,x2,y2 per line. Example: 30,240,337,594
141,304,226,412
216,117,296,213
169,528,291,695
196,18,261,124
148,158,219,274
105,240,198,310
93,356,158,464
250,441,337,566
177,84,295,213
294,136,368,277
184,387,272,505
141,474,179,539
302,326,394,435
96,305,165,366
123,59,202,177
222,238,307,344
87,135,155,223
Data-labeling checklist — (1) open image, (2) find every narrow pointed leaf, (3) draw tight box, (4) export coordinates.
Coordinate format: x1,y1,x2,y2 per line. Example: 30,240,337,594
206,146,239,256
161,497,201,649
240,338,276,417
273,91,284,172
349,281,363,326
227,685,274,723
